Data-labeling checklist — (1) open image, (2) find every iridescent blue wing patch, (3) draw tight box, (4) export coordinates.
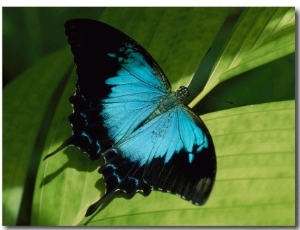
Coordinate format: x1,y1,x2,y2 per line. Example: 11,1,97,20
44,19,216,217
105,104,215,204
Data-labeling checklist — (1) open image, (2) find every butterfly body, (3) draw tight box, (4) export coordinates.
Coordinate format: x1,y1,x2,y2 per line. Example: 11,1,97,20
45,19,216,217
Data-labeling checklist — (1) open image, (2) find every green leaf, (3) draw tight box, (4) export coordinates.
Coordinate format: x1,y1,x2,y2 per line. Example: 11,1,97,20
33,96,295,226
3,8,295,226
2,47,73,225
190,7,295,107
75,100,294,226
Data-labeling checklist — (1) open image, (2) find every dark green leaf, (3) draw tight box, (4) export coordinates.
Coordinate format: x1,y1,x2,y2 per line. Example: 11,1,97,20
190,7,295,107
3,48,73,225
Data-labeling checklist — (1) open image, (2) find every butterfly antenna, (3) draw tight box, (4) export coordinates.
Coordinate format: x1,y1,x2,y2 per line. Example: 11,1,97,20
43,136,74,161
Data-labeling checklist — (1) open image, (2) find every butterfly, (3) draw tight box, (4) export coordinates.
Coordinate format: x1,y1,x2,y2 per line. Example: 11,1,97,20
44,19,216,217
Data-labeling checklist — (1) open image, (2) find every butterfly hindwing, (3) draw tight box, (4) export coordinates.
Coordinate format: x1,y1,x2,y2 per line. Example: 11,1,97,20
98,149,151,197
111,104,216,204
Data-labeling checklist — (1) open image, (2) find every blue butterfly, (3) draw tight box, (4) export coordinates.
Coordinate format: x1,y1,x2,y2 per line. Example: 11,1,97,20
44,19,216,217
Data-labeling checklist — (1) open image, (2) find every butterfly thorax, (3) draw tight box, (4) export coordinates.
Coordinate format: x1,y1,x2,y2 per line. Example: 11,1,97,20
145,86,189,123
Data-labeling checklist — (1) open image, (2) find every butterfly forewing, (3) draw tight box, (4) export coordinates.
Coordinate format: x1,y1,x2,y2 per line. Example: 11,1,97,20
64,19,171,159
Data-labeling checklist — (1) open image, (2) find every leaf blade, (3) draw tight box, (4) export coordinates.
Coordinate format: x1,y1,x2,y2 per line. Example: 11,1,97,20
2,48,73,225
80,100,295,226
189,7,295,107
